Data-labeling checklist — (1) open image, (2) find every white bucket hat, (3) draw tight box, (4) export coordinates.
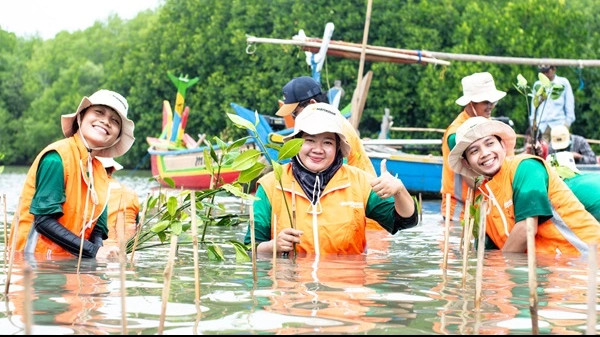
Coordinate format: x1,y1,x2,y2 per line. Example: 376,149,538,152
282,102,351,157
61,89,135,158
96,156,124,171
550,125,571,150
448,116,517,177
455,72,507,106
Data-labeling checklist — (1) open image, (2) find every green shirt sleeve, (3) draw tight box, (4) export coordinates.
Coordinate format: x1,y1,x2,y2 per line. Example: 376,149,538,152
30,151,66,215
448,133,457,150
244,184,272,245
98,207,108,239
512,159,553,223
365,191,396,233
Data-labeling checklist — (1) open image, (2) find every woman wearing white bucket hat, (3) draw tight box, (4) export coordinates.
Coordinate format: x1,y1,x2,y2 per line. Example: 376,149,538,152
244,103,418,255
448,116,600,256
10,89,135,259
441,72,507,221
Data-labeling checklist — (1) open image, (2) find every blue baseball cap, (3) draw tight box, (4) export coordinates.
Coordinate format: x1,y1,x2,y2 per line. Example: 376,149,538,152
275,76,323,116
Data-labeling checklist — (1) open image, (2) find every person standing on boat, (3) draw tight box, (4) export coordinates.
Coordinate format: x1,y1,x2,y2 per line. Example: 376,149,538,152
547,125,597,164
245,103,418,255
97,156,140,245
440,72,506,220
529,65,575,144
275,76,384,231
448,116,600,256
9,89,135,259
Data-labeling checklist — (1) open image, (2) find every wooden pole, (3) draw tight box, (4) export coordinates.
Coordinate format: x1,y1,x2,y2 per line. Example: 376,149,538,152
130,193,150,265
190,192,201,314
474,200,487,311
348,0,373,130
586,243,597,335
250,204,257,283
442,193,451,272
526,217,539,335
117,200,128,335
158,231,179,335
5,197,21,295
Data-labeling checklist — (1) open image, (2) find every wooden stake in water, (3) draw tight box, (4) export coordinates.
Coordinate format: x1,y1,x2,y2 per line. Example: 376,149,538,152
249,204,257,283
442,193,451,271
461,217,473,289
190,192,201,310
130,193,150,265
2,194,7,265
474,200,487,311
526,217,539,335
158,230,179,335
5,197,21,295
23,265,33,335
117,200,128,335
586,243,597,335
418,193,423,223
460,187,473,251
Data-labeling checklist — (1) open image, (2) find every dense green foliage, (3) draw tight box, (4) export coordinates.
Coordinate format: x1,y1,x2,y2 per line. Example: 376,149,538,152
1,0,600,169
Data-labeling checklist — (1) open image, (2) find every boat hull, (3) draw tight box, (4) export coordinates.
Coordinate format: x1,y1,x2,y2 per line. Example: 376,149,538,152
369,152,442,196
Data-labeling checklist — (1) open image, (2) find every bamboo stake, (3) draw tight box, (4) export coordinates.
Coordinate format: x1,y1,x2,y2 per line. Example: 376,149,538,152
158,231,179,335
3,194,7,265
418,193,423,223
23,265,33,335
117,200,128,334
5,197,21,295
272,214,277,282
526,217,539,335
348,0,372,130
461,217,473,289
130,193,150,265
442,193,451,272
586,243,597,335
250,204,257,283
460,188,474,251
190,192,202,335
474,200,487,311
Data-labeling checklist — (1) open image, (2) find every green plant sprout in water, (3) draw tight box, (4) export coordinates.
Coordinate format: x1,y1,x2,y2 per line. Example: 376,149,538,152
514,72,565,154
127,110,302,262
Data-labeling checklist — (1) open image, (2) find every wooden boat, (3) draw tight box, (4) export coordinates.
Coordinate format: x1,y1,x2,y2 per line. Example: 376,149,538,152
148,73,258,190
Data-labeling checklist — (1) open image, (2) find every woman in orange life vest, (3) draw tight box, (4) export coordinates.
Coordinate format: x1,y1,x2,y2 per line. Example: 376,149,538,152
96,156,140,245
9,89,135,259
244,102,418,255
448,116,600,255
440,72,507,221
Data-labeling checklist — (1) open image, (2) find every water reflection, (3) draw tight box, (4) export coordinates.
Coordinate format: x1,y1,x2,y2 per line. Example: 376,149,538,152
0,169,598,334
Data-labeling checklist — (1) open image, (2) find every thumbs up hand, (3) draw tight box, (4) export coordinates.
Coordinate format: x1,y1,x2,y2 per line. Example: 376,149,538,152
370,159,406,199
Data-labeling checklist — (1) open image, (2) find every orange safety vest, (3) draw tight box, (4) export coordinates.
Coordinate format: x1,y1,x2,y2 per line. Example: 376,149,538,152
104,176,140,245
441,111,472,219
258,163,373,254
9,134,110,257
482,155,600,256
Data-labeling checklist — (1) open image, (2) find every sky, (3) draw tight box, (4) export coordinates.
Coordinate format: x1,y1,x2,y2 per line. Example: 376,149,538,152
0,0,164,40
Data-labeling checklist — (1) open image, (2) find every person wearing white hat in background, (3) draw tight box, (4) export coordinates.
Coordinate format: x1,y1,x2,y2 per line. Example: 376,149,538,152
10,89,135,260
530,64,575,144
547,125,597,164
244,103,418,255
448,116,600,256
440,72,507,221
97,157,140,245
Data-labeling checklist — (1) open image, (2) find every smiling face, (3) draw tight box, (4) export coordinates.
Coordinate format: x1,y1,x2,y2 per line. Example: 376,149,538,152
298,132,338,172
468,101,496,118
79,105,122,149
462,135,507,178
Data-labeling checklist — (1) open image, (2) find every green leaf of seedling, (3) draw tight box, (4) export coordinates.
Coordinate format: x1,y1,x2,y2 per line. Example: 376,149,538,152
171,220,183,236
209,145,219,163
203,148,214,175
278,138,303,161
167,196,178,216
207,243,225,261
163,177,175,188
214,136,228,152
516,74,528,88
152,220,171,233
230,240,251,262
227,112,257,134
272,161,283,181
550,84,565,100
538,72,552,87
227,136,252,151
231,149,262,170
237,162,266,184
265,142,282,151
